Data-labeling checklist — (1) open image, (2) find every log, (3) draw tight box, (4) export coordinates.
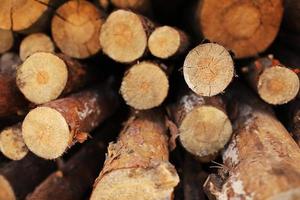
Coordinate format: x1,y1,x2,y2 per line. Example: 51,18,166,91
26,141,106,200
99,9,155,63
283,0,300,33
19,33,55,61
90,110,179,200
241,55,299,105
0,53,28,117
204,83,300,200
0,29,13,54
16,52,90,104
193,0,283,58
288,100,300,146
0,123,28,161
110,0,152,15
148,26,189,59
51,0,104,59
120,61,169,110
22,83,119,159
0,154,55,200
168,90,232,162
183,43,234,97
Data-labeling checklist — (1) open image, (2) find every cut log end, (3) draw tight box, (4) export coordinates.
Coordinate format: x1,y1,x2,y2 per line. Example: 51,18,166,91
22,107,71,159
258,66,299,105
0,29,14,54
183,43,234,96
148,26,181,59
0,125,28,161
269,188,300,200
179,106,232,159
20,33,54,61
100,9,148,63
16,52,68,104
52,0,103,59
0,175,15,200
120,61,169,110
91,162,179,200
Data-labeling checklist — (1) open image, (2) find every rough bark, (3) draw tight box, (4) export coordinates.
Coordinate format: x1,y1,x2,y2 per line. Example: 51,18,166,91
204,83,300,200
90,110,179,200
0,29,14,54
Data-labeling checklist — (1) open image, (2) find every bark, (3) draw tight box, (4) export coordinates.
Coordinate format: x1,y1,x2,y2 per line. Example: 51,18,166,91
283,0,300,33
110,0,152,16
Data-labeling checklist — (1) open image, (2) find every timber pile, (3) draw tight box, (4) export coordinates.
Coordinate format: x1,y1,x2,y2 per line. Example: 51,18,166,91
0,0,299,200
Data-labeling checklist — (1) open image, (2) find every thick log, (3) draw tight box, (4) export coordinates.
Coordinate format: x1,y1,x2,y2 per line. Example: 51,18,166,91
0,123,28,161
183,43,234,97
288,100,300,146
168,90,232,162
193,0,283,58
241,55,299,105
0,154,55,200
120,61,169,110
22,83,119,159
204,83,300,200
51,0,104,59
283,0,300,33
90,110,179,200
99,9,155,63
16,52,90,104
110,0,152,15
0,29,13,54
148,26,189,59
19,33,55,61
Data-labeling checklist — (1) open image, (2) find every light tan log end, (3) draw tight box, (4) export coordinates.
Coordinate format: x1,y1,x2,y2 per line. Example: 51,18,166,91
90,162,179,200
0,126,28,161
22,107,71,159
269,188,300,200
183,43,234,96
148,26,181,59
179,106,232,159
120,61,169,110
0,175,15,200
100,9,148,63
20,33,54,61
16,52,68,104
258,66,299,105
0,29,13,53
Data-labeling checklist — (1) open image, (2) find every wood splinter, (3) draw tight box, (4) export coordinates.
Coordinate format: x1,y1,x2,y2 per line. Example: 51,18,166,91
90,110,179,200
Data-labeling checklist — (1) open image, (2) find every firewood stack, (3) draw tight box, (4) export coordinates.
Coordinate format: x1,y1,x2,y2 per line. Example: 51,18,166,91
0,0,300,199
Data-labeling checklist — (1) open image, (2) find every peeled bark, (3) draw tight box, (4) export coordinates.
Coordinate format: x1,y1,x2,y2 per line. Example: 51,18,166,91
204,83,300,200
193,0,283,58
90,110,179,200
168,90,232,162
0,154,55,200
0,29,13,54
22,83,119,159
100,9,155,63
183,43,234,97
241,55,299,105
16,52,91,104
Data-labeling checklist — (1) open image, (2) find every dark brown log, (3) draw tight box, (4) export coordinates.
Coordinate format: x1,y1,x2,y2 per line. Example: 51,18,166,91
90,110,179,200
22,83,119,159
110,0,152,15
283,0,300,33
168,90,232,162
241,55,299,105
0,154,55,200
192,0,283,58
204,83,300,200
16,52,91,104
0,29,13,54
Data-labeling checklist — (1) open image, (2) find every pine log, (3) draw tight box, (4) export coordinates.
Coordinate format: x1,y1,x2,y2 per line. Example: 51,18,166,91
0,154,55,200
0,53,28,117
0,123,28,161
0,29,14,54
183,43,234,97
148,26,189,59
51,0,104,59
241,55,299,105
168,90,232,162
19,33,55,61
193,0,283,58
120,61,169,110
288,100,300,146
16,52,90,104
204,83,300,200
99,9,155,63
283,0,300,33
22,83,119,159
110,0,152,15
26,141,106,200
90,110,179,200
